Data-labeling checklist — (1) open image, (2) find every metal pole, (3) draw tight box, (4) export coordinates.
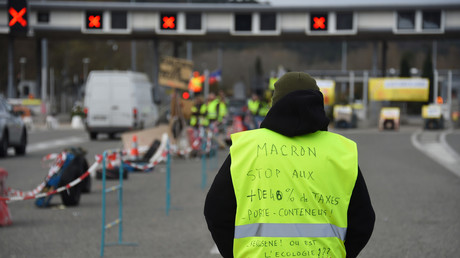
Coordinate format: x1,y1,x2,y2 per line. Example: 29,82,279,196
7,36,15,98
341,41,347,94
131,41,137,71
50,67,54,113
186,41,193,61
118,151,123,243
201,129,207,190
101,151,108,257
433,69,438,104
447,70,453,126
82,58,90,83
41,38,48,110
432,40,437,71
372,41,378,77
381,41,387,77
203,69,210,101
349,71,355,104
19,57,26,82
152,39,160,104
363,71,369,120
166,139,171,216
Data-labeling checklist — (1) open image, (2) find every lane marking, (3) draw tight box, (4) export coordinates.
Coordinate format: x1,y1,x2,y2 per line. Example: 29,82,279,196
411,129,460,178
26,136,88,153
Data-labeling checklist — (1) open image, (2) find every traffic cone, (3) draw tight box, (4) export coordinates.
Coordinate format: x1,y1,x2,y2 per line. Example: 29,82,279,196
130,135,139,160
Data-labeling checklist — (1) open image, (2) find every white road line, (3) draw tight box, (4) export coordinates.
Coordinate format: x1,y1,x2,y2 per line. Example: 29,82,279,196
411,129,460,178
26,136,88,153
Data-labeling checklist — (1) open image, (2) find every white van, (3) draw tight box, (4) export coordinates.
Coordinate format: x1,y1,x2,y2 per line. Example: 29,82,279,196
83,71,159,140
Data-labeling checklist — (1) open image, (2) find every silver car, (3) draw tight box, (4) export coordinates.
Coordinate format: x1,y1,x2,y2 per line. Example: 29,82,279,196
0,95,27,157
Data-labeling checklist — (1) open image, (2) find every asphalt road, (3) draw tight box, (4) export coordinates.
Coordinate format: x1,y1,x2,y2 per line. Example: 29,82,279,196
1,125,459,257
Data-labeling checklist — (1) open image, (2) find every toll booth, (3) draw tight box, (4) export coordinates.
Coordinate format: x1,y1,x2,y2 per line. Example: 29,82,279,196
333,105,357,129
379,107,400,131
422,104,444,130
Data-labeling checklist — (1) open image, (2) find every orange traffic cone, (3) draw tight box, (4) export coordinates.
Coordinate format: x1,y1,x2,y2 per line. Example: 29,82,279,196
130,135,139,160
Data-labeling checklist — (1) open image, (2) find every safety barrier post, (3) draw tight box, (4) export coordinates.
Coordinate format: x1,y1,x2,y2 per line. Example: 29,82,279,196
165,138,171,216
210,125,219,171
201,128,207,190
100,150,137,257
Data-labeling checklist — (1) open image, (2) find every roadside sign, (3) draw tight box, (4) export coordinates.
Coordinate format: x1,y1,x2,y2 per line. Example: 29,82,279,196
369,78,429,102
159,56,193,90
422,104,442,119
317,79,335,106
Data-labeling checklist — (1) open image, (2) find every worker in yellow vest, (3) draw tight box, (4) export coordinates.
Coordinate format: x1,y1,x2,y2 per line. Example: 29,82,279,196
205,72,375,258
217,90,228,124
188,71,205,94
206,92,220,124
247,93,261,129
189,96,204,128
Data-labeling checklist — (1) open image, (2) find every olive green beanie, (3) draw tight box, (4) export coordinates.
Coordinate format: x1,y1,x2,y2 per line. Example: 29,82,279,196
272,72,320,105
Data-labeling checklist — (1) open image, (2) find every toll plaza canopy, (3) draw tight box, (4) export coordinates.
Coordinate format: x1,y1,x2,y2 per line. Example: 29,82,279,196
1,0,460,40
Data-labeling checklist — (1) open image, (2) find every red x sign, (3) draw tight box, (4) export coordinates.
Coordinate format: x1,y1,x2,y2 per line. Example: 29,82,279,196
162,16,175,29
313,16,326,30
9,7,27,27
88,15,101,28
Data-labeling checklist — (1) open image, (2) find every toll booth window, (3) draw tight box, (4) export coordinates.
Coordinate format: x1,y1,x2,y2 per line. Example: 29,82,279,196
235,13,252,31
260,12,276,31
111,11,127,29
422,10,441,29
186,13,202,30
37,11,49,23
397,11,415,30
310,12,328,31
336,12,353,30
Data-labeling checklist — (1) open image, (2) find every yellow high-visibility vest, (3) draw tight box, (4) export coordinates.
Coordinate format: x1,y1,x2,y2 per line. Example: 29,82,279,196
248,100,260,115
190,105,198,126
207,99,220,121
218,101,228,122
188,76,203,93
199,104,209,126
230,129,357,258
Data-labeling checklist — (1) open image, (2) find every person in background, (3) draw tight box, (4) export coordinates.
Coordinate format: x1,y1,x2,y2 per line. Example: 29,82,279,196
247,93,261,129
217,90,228,125
204,72,375,258
189,96,203,128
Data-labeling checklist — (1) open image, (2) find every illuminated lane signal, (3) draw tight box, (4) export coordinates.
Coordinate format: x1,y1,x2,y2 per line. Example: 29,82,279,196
182,91,190,100
310,13,328,31
8,0,28,34
161,13,177,30
86,11,103,30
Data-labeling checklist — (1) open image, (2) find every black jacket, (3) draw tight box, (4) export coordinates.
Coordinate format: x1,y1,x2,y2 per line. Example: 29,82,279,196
204,90,375,258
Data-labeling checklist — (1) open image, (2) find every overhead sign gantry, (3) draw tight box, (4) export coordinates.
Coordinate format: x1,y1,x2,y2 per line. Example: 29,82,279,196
1,0,459,40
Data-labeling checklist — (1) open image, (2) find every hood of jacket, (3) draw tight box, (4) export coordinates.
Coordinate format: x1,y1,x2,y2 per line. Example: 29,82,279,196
260,89,329,137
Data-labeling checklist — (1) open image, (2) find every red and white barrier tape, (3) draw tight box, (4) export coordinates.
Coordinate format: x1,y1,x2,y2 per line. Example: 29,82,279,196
123,150,168,170
5,152,67,200
1,160,100,203
0,134,171,202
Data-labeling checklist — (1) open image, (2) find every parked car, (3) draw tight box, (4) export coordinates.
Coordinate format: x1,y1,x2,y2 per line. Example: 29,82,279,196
0,95,27,157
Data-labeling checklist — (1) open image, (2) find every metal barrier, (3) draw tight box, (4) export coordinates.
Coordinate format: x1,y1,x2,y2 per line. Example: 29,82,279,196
100,150,137,257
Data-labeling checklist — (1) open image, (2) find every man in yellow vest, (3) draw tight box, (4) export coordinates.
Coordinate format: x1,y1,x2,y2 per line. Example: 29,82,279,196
189,96,204,128
205,72,375,258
